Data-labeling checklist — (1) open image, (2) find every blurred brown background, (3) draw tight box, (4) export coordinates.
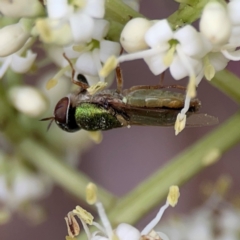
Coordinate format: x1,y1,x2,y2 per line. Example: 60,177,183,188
1,1,240,240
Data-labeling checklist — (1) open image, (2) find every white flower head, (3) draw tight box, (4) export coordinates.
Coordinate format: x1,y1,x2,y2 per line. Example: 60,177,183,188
101,19,210,133
66,184,179,240
36,0,106,45
102,19,209,83
0,159,52,210
74,40,121,82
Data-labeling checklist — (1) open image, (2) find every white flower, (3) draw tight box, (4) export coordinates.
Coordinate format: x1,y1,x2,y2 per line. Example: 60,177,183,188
36,0,106,45
102,19,209,88
101,20,210,134
0,159,52,210
0,49,37,78
66,184,179,240
0,0,44,18
75,40,121,82
0,20,32,57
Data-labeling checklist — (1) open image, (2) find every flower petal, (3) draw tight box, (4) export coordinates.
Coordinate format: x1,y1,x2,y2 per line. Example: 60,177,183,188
69,13,94,43
75,52,98,75
92,19,109,41
83,0,105,18
10,50,37,73
228,0,240,25
209,52,229,71
145,20,173,48
222,48,240,60
100,40,121,63
170,54,201,80
144,52,168,75
174,25,206,58
47,0,72,18
0,56,12,78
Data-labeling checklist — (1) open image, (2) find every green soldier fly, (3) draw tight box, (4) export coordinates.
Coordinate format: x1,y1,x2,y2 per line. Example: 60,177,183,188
41,54,218,132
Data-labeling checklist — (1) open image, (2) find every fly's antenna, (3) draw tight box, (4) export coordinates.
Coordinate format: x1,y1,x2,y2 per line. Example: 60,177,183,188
40,117,55,131
63,53,89,90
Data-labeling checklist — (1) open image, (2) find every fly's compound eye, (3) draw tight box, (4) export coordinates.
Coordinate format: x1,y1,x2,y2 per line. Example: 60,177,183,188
77,74,89,86
54,97,80,132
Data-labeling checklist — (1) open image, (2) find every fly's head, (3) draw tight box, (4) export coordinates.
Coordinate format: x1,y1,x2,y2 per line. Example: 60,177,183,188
41,96,80,132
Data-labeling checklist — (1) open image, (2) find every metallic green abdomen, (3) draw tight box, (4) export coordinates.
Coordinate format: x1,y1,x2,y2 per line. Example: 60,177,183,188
75,103,122,131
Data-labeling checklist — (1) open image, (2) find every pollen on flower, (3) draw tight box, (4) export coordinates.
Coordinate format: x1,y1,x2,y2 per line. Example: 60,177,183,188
167,185,180,207
73,206,94,225
87,82,107,95
86,182,98,205
88,131,103,144
187,75,196,98
174,113,186,135
204,57,215,81
163,45,176,66
99,55,118,77
202,148,221,166
46,78,58,90
35,19,53,43
65,212,80,238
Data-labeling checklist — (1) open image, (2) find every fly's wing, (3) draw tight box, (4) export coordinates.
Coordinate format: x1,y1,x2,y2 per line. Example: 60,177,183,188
118,105,218,127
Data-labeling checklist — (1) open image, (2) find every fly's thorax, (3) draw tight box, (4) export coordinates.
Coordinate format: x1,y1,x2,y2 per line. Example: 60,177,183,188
69,91,92,108
75,103,123,131
124,89,201,110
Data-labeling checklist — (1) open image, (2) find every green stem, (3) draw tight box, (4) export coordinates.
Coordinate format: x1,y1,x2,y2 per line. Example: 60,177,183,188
107,112,240,225
168,0,208,29
105,0,143,25
17,139,117,208
211,69,240,104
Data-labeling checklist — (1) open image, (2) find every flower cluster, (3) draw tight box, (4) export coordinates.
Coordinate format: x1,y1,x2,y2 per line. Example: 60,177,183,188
157,177,240,240
1,0,238,134
65,183,180,240
101,0,240,134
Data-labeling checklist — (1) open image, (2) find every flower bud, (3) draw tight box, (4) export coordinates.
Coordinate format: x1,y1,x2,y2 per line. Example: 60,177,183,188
115,223,141,240
120,18,152,53
8,86,48,118
200,2,231,45
0,20,31,57
0,0,44,18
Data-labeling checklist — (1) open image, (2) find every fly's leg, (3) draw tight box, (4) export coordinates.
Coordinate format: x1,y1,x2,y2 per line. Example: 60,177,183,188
115,65,123,94
63,53,89,90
